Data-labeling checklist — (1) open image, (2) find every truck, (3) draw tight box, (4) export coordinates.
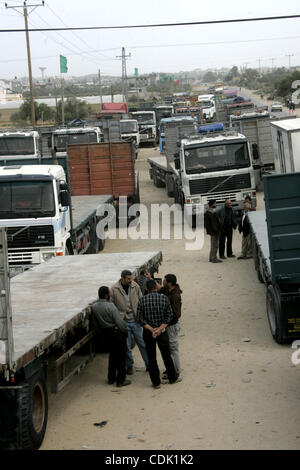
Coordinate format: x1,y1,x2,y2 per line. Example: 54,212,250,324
120,119,140,157
51,127,103,157
159,116,197,155
197,95,216,121
248,172,300,344
0,155,113,275
0,130,42,160
0,232,162,450
131,110,157,146
230,112,297,177
154,105,174,142
148,124,257,218
270,118,300,174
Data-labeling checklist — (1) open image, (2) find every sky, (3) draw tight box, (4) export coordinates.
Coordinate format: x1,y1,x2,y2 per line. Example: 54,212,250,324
0,0,299,80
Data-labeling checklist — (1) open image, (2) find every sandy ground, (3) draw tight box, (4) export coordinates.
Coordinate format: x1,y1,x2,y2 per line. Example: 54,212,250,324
41,147,300,451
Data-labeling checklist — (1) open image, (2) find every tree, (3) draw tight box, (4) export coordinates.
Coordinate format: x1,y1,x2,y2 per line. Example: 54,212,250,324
277,70,300,99
203,71,218,83
56,97,92,124
10,99,54,124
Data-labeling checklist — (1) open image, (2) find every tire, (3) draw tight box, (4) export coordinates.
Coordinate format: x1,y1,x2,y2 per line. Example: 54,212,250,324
252,239,264,283
266,285,288,344
166,174,174,197
18,369,48,450
87,219,104,254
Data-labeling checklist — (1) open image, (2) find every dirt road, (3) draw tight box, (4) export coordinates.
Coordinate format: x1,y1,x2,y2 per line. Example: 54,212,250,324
41,147,300,450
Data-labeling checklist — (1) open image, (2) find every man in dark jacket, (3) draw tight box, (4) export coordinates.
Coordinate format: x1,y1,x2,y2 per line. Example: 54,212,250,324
204,199,222,263
92,286,130,387
136,280,180,388
218,198,237,259
238,201,253,259
159,274,182,378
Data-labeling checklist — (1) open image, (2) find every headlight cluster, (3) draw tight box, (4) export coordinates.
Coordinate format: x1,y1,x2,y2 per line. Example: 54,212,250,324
42,252,55,261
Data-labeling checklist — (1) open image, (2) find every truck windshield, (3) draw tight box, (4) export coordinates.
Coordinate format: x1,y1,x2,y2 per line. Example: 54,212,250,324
133,114,154,124
0,180,55,218
120,121,138,133
155,108,173,122
184,142,250,174
199,101,212,108
54,132,98,151
0,137,35,156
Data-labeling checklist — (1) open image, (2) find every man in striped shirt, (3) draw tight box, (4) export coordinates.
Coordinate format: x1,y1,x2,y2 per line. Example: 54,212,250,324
136,280,182,388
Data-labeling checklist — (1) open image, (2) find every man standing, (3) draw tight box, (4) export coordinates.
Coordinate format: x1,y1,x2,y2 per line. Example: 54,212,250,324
204,199,222,263
110,270,149,375
238,201,253,259
218,198,237,259
92,286,130,387
136,280,181,389
159,274,182,379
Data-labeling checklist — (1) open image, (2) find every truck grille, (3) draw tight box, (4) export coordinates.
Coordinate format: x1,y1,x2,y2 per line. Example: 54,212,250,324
7,225,54,249
8,249,40,265
189,173,251,195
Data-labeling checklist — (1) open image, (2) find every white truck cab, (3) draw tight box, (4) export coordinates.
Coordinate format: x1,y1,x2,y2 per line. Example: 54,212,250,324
174,131,257,217
120,119,140,147
51,127,102,156
0,164,70,273
131,111,157,145
0,130,41,160
197,95,216,121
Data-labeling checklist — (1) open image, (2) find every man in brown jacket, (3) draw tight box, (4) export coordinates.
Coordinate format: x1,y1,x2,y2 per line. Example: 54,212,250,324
110,270,149,375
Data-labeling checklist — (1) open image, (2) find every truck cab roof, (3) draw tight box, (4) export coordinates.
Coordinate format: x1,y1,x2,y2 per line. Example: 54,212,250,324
0,164,65,179
0,130,39,138
52,127,99,135
181,131,247,147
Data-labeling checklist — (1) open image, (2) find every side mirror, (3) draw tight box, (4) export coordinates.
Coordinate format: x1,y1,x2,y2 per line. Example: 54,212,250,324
60,190,69,207
60,181,68,191
174,154,181,170
252,143,260,160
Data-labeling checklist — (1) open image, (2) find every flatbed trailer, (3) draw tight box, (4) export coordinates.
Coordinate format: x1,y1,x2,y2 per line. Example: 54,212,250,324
248,172,300,344
0,243,162,450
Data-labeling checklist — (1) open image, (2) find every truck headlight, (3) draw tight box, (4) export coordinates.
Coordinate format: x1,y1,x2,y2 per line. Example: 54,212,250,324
192,198,201,204
42,252,55,261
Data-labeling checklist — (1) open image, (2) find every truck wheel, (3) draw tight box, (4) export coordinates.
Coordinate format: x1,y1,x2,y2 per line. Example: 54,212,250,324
87,219,104,253
165,174,174,197
266,285,288,344
19,369,48,450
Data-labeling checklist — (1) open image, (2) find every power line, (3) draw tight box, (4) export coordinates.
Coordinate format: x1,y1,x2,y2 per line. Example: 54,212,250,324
0,14,300,33
1,35,299,64
45,4,111,61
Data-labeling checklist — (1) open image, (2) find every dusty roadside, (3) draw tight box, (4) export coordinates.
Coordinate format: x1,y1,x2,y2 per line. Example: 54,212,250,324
41,147,300,451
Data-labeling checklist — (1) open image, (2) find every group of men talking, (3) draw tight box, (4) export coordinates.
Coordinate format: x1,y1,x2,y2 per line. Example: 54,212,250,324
92,270,182,389
204,196,256,263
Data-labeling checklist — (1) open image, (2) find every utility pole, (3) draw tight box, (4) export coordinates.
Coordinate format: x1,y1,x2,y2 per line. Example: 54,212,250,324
116,47,131,111
98,69,102,111
286,54,294,69
270,58,275,71
258,58,262,73
6,1,45,127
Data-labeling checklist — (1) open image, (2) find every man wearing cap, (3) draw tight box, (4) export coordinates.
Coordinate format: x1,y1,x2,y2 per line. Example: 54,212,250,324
204,199,222,263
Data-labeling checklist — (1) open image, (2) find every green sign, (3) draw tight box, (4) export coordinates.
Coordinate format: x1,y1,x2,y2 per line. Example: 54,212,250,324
134,68,138,78
60,55,68,74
